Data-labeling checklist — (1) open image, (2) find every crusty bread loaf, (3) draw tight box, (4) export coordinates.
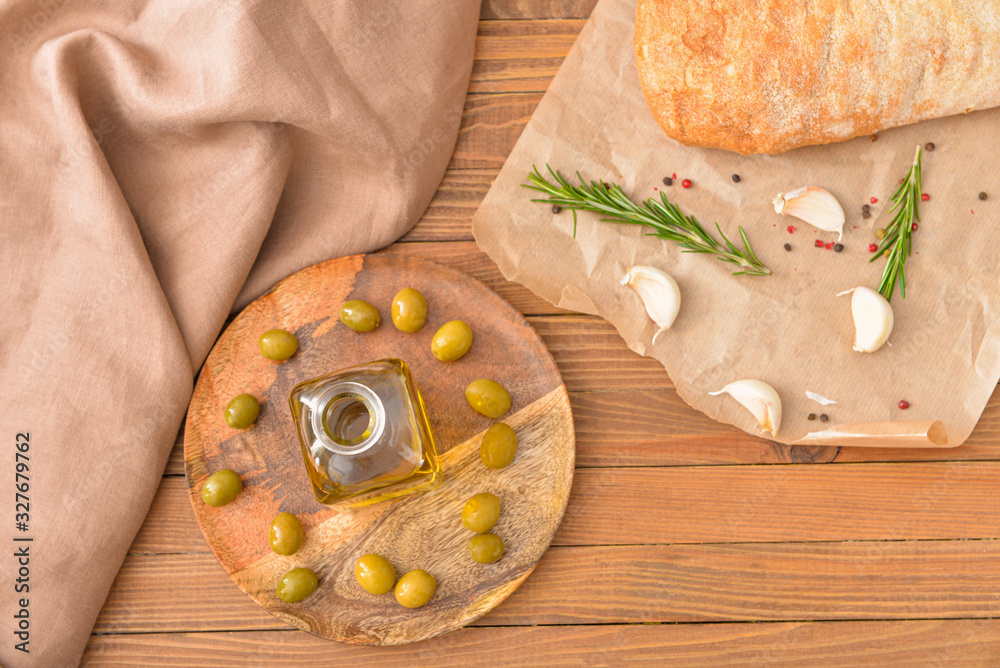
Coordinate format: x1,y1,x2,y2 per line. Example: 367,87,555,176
634,0,1000,154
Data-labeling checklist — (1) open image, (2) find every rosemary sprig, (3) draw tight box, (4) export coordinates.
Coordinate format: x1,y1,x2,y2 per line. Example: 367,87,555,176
870,146,922,301
524,165,770,276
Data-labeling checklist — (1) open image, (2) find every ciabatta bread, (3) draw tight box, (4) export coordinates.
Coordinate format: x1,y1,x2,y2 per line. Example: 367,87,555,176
634,0,1000,154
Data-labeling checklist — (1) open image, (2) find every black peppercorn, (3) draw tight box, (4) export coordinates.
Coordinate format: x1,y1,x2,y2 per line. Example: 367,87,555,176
820,413,829,422
862,204,871,213
551,204,561,214
663,177,672,186
807,413,816,421
862,211,871,219
783,242,792,251
833,243,844,252
731,174,741,183
979,192,988,201
925,142,935,151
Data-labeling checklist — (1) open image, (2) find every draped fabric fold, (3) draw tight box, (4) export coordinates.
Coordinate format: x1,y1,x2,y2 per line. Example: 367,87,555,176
0,1,479,664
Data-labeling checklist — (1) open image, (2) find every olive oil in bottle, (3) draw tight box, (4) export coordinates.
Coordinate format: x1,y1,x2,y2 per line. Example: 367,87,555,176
288,358,442,506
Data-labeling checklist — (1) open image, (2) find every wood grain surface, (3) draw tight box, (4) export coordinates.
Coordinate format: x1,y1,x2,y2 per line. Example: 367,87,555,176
83,3,1000,665
184,254,573,645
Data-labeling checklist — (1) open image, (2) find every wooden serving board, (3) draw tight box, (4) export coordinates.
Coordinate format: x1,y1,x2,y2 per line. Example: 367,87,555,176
183,254,575,645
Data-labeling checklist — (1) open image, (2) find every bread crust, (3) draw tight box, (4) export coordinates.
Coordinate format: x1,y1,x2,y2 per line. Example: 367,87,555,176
634,0,1000,154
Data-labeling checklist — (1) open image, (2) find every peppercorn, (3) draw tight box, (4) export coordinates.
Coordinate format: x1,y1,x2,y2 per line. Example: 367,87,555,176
921,193,930,201
862,203,871,212
979,192,988,201
898,399,910,410
731,174,741,183
862,211,871,219
912,222,918,231
825,242,833,250
681,179,692,188
883,249,891,258
551,204,561,214
783,242,792,251
868,243,878,252
871,134,878,142
814,239,825,248
663,177,672,186
925,142,935,151
875,228,887,239
819,413,829,422
833,243,844,252
807,413,816,421
870,197,878,204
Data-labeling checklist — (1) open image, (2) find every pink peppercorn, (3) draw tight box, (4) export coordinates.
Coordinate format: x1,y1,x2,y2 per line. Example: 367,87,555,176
898,400,910,410
868,243,878,252
815,239,825,248
921,193,930,201
681,179,692,188
870,197,878,204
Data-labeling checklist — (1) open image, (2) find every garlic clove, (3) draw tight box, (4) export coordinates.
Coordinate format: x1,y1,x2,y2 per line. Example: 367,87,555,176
849,286,893,353
773,186,846,241
709,379,781,437
621,265,681,344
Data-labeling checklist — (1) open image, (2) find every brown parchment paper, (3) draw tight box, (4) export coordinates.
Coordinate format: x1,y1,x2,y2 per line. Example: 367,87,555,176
472,0,1000,447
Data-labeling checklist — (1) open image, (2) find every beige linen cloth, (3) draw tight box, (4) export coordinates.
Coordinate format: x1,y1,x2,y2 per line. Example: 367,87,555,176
0,1,479,665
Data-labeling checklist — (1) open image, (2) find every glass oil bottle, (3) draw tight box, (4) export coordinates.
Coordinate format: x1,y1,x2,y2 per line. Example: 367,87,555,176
288,358,442,506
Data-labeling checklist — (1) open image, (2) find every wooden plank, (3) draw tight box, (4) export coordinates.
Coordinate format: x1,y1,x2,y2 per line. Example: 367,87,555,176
81,620,1000,667
452,93,541,170
134,462,1000,555
398,169,492,242
96,541,1000,634
482,0,597,20
531,316,673,391
471,20,584,93
555,464,1000,545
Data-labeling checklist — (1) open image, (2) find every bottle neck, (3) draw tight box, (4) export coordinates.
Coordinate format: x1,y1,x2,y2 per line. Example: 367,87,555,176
305,381,385,456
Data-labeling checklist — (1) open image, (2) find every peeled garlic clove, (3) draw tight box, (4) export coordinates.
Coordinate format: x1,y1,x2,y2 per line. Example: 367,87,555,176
621,265,681,344
850,286,893,353
773,186,845,241
709,379,781,437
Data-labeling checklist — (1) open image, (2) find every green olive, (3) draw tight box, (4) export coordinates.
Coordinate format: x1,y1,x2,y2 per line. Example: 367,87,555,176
391,288,428,333
481,422,517,469
462,492,501,533
201,469,243,507
354,553,396,595
224,393,260,429
269,512,304,556
258,328,298,361
276,567,319,603
465,379,511,418
339,300,381,332
394,569,436,608
468,533,505,564
431,320,473,362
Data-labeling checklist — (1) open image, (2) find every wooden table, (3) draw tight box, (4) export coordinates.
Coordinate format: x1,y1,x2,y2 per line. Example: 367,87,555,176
82,2,1000,665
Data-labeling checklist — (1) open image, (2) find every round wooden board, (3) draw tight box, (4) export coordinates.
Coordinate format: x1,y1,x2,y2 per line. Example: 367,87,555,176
184,254,575,645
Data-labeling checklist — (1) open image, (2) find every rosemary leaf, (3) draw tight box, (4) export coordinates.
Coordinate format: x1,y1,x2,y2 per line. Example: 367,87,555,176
523,165,771,277
870,146,922,301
